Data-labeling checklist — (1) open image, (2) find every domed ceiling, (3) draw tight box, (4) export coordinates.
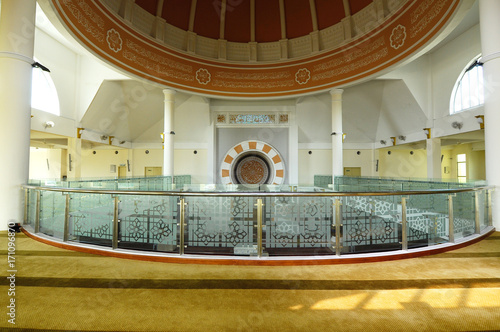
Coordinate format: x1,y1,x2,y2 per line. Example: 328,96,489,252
46,0,463,98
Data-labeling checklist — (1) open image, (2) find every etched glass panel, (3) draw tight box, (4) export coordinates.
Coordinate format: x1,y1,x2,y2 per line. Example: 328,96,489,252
26,189,38,227
477,190,488,231
184,196,257,255
264,197,333,255
340,195,402,254
406,194,449,248
453,191,475,240
118,195,179,252
68,193,114,246
39,191,66,239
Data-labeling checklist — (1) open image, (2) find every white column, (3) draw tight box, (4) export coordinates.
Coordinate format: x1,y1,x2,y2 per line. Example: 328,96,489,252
480,0,500,229
331,89,344,185
426,138,441,180
0,0,36,230
163,89,176,178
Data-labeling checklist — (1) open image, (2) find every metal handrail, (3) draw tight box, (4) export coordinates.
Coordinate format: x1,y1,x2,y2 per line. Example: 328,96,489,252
21,184,495,197
22,182,495,261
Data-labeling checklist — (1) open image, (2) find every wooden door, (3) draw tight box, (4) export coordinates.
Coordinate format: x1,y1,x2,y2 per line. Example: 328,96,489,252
145,167,162,177
344,167,361,177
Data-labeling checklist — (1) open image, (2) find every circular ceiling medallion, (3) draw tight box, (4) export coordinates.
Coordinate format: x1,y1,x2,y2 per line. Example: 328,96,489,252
221,141,285,186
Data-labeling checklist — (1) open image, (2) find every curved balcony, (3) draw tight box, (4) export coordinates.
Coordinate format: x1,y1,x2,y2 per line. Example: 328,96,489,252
21,176,495,265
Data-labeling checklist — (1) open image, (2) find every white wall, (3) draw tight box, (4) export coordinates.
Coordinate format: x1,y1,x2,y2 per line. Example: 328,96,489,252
378,55,431,118
175,95,211,144
296,94,331,144
77,56,130,122
34,28,77,120
344,149,376,176
378,148,428,179
128,148,208,182
298,149,331,185
81,149,128,178
130,149,162,177
174,149,208,184
298,149,376,184
430,24,482,120
442,143,485,181
29,147,63,179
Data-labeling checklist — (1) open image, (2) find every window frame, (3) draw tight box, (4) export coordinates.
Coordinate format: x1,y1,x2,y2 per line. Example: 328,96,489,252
457,153,467,183
31,63,60,116
450,55,484,115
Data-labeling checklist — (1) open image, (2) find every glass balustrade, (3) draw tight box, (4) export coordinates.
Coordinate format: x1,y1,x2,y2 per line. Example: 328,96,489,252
22,176,494,259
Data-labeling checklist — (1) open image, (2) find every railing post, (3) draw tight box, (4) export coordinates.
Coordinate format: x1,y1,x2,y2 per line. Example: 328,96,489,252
23,188,28,225
255,198,264,258
488,189,493,227
474,192,480,234
178,197,187,255
334,198,342,256
35,190,41,233
401,197,408,251
112,196,120,249
448,194,455,243
63,193,70,242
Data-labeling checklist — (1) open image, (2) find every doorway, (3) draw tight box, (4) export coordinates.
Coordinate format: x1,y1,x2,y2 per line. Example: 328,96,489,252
344,167,361,177
145,167,162,177
118,166,127,178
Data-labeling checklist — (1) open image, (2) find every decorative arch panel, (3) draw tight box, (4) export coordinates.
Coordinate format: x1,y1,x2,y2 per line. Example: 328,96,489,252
221,141,285,185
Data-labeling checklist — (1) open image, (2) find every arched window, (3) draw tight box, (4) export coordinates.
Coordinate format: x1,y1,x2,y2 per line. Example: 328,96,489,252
31,64,60,116
450,55,484,114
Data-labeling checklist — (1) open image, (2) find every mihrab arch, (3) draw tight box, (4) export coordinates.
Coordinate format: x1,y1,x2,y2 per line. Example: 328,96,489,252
220,141,285,185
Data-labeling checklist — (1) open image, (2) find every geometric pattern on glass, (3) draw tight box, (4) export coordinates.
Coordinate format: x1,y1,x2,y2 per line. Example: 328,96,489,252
118,195,177,247
342,196,400,250
185,196,255,248
453,192,475,238
68,193,114,243
39,191,66,239
26,189,38,226
265,197,332,249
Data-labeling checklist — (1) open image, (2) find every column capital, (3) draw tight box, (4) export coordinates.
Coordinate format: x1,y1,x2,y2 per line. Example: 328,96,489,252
330,88,344,101
163,88,176,100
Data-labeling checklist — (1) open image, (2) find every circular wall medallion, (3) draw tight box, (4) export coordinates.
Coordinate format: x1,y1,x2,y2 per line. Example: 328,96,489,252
235,155,270,185
221,141,285,185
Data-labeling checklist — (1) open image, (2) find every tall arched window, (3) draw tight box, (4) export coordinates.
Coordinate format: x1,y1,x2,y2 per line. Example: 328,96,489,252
31,64,60,116
450,55,484,114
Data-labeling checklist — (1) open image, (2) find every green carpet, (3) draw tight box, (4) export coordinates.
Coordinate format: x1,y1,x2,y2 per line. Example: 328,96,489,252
1,232,499,331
